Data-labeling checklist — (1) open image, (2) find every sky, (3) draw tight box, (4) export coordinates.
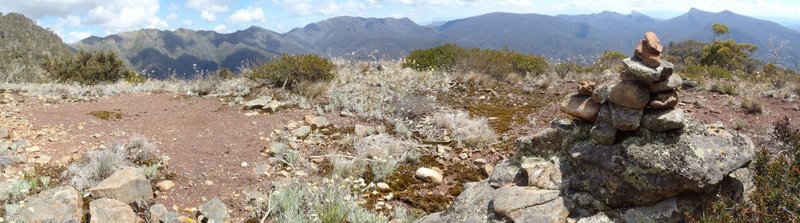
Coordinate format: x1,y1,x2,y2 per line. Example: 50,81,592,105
1,0,799,44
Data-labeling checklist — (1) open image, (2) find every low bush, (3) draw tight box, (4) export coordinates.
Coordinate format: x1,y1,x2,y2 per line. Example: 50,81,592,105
61,135,162,192
250,54,335,90
43,50,136,85
403,44,549,80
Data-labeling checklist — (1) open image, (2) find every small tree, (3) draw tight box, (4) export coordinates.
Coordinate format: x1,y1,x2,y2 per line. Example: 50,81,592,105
250,54,335,89
712,23,729,40
43,50,134,85
699,39,757,71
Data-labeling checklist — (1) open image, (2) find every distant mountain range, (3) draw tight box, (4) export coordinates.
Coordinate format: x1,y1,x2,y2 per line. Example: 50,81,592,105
73,8,800,78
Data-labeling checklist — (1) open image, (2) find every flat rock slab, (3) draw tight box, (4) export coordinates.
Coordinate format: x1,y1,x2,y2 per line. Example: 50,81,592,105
15,186,83,222
570,122,755,207
89,167,154,204
492,187,568,223
90,198,138,223
608,80,650,110
622,57,673,85
642,108,685,131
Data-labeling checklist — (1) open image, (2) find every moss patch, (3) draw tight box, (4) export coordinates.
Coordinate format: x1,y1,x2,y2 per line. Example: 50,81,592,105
89,110,123,121
388,156,484,214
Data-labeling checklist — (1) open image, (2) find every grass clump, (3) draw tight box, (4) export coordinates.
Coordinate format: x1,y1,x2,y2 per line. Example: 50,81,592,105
403,44,549,80
61,135,162,192
701,117,800,222
709,82,739,95
740,97,763,114
250,54,335,90
433,110,499,148
245,179,388,223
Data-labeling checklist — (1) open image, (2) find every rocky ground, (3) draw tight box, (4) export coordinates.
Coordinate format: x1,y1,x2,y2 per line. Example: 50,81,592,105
0,61,798,222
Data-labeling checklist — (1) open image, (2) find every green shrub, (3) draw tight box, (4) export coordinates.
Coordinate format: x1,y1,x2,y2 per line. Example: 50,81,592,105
403,44,549,80
250,54,335,90
43,50,134,85
687,65,733,80
592,50,627,72
699,39,757,71
402,43,463,72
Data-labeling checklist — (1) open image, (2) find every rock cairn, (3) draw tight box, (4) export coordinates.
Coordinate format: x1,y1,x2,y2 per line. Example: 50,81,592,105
560,31,684,145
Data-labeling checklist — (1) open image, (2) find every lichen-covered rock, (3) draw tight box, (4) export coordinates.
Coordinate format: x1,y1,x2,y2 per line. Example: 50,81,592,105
621,57,674,85
590,124,617,146
14,186,83,223
642,108,685,131
519,157,568,190
608,81,650,109
150,204,181,223
610,103,643,131
570,122,755,207
648,91,679,109
592,85,611,104
199,198,231,223
415,181,504,223
649,73,683,93
487,160,523,188
492,187,569,223
89,167,154,204
90,198,138,223
516,119,588,159
560,94,602,121
721,168,756,203
622,198,682,222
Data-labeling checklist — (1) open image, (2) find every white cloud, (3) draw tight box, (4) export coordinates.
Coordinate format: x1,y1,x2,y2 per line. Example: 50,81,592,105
186,0,229,23
167,13,178,20
201,10,217,22
146,17,169,29
213,24,228,33
270,0,314,16
230,7,266,23
318,0,368,16
183,20,194,26
64,31,92,43
0,0,165,34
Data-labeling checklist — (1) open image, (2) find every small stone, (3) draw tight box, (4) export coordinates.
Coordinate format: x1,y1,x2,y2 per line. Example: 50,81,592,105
644,32,664,53
415,167,443,184
642,108,686,131
608,80,650,109
25,146,40,152
473,158,487,165
483,164,494,176
559,93,602,121
610,103,643,131
649,73,683,93
0,128,8,139
198,198,231,223
354,124,376,137
244,96,272,110
157,180,176,191
204,180,214,186
291,125,312,138
304,115,329,127
458,153,469,160
649,91,679,109
577,81,596,96
376,182,391,192
241,162,248,167
277,170,290,177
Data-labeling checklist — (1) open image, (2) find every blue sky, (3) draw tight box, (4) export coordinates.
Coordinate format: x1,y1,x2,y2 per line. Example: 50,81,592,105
1,0,799,43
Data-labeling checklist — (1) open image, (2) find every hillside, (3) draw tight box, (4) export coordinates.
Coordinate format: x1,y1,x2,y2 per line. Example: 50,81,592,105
74,8,800,77
0,12,72,82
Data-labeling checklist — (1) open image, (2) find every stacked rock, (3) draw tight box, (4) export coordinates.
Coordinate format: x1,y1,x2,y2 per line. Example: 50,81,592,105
560,32,685,145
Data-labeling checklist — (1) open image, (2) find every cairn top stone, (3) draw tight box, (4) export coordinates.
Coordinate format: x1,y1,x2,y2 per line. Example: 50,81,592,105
644,32,663,53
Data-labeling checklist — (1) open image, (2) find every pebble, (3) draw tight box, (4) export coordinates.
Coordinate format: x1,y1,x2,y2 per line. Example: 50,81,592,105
458,153,469,160
241,162,248,167
157,180,175,191
376,182,391,192
204,180,214,186
25,146,40,152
